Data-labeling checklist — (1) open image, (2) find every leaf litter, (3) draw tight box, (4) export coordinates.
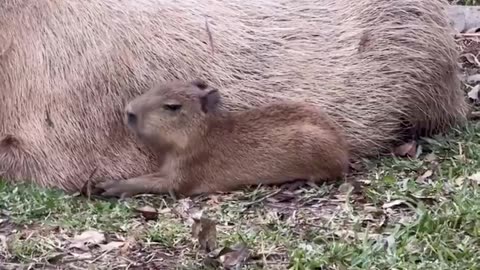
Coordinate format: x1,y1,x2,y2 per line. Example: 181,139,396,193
135,205,159,221
69,230,106,251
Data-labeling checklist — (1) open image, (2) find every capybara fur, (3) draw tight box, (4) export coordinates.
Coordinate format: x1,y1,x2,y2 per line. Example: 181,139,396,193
97,80,350,197
0,0,468,192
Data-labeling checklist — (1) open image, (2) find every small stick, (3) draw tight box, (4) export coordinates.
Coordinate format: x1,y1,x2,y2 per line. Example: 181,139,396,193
455,33,480,38
80,166,99,200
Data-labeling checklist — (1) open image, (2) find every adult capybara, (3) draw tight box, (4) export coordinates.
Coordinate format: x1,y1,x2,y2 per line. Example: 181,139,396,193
97,79,349,198
0,0,468,192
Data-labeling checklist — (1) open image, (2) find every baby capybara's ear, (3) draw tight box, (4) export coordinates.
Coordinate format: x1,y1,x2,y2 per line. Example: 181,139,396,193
191,78,209,90
199,88,220,113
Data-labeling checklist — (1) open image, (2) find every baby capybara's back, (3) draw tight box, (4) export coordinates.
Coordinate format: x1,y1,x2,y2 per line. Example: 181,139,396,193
182,102,349,194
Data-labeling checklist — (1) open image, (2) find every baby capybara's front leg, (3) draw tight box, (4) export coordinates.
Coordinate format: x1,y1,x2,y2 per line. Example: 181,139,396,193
97,172,175,198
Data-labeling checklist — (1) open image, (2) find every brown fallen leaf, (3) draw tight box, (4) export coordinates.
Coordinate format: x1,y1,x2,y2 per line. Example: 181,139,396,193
338,182,354,195
112,229,142,256
455,176,466,187
467,172,480,183
219,244,251,269
468,85,480,101
206,195,223,206
357,179,372,185
46,253,66,264
69,252,93,260
467,74,480,84
99,241,125,252
416,170,433,183
349,160,365,172
69,230,105,251
135,205,159,221
462,53,480,66
424,153,438,162
173,198,195,221
393,141,417,158
191,211,217,252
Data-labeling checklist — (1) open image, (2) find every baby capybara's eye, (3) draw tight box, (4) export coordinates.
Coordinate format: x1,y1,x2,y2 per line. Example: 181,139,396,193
163,104,182,111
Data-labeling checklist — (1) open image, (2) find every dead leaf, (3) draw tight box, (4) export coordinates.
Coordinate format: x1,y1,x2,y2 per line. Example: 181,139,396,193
206,195,223,207
338,182,354,194
69,230,105,251
120,235,137,255
467,74,480,83
219,244,250,269
416,170,433,183
467,172,480,183
357,179,372,185
135,205,159,221
468,85,480,101
70,252,93,260
455,176,466,186
46,253,66,264
158,207,171,214
424,153,437,162
173,198,195,221
349,161,365,172
363,205,386,220
191,211,217,252
463,53,480,66
382,199,407,209
393,141,417,158
99,241,125,252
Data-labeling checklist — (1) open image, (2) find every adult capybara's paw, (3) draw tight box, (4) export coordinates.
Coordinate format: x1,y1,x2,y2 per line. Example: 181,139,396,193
96,180,136,199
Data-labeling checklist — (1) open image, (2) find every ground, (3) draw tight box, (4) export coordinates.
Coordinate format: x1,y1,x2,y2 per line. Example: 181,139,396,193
2,22,480,270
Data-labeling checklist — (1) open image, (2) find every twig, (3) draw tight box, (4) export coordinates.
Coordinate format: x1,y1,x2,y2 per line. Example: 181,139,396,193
90,249,111,264
59,256,94,265
455,33,480,38
80,166,99,200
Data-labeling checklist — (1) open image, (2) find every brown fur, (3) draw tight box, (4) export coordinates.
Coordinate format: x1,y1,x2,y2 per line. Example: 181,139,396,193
0,0,468,192
97,80,349,197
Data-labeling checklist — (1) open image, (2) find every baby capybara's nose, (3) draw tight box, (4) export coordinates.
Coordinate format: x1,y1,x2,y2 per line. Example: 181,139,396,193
126,111,137,127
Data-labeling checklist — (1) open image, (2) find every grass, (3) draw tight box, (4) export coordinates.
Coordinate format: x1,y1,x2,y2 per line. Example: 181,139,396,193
1,122,480,269
452,0,480,5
